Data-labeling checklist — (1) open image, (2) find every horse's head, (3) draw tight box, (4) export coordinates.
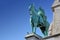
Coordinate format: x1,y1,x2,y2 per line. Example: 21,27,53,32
29,4,36,18
29,4,34,11
29,4,35,15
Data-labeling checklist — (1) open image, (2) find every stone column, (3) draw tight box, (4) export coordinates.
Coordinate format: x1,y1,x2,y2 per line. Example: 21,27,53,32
25,33,44,40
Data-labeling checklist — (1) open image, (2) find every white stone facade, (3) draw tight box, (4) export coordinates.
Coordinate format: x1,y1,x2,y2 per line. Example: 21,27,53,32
48,0,60,36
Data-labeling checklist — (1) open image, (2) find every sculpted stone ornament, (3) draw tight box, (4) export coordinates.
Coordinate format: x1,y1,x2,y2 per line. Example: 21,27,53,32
29,4,50,36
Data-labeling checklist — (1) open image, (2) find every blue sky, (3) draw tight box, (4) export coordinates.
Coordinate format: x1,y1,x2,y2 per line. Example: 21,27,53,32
0,0,54,40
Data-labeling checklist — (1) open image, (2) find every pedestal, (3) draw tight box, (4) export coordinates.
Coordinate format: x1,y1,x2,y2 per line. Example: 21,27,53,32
25,33,60,40
25,33,44,40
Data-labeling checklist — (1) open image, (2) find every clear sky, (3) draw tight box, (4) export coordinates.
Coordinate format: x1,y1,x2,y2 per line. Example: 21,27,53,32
0,0,54,40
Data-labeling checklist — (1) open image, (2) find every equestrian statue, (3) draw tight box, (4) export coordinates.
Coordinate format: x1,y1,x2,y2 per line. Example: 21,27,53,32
29,4,50,36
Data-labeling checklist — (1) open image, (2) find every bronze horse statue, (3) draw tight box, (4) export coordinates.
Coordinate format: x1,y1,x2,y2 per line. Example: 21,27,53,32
29,4,50,36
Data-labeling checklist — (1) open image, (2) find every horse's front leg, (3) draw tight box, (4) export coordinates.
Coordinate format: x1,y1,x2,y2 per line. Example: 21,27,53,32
32,26,36,33
33,23,37,33
32,26,34,33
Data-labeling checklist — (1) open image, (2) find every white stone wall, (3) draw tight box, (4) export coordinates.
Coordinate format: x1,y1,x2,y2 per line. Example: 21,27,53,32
48,0,60,36
54,7,60,35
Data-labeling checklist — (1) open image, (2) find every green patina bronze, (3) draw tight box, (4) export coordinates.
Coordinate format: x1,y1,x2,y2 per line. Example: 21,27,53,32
29,4,50,36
